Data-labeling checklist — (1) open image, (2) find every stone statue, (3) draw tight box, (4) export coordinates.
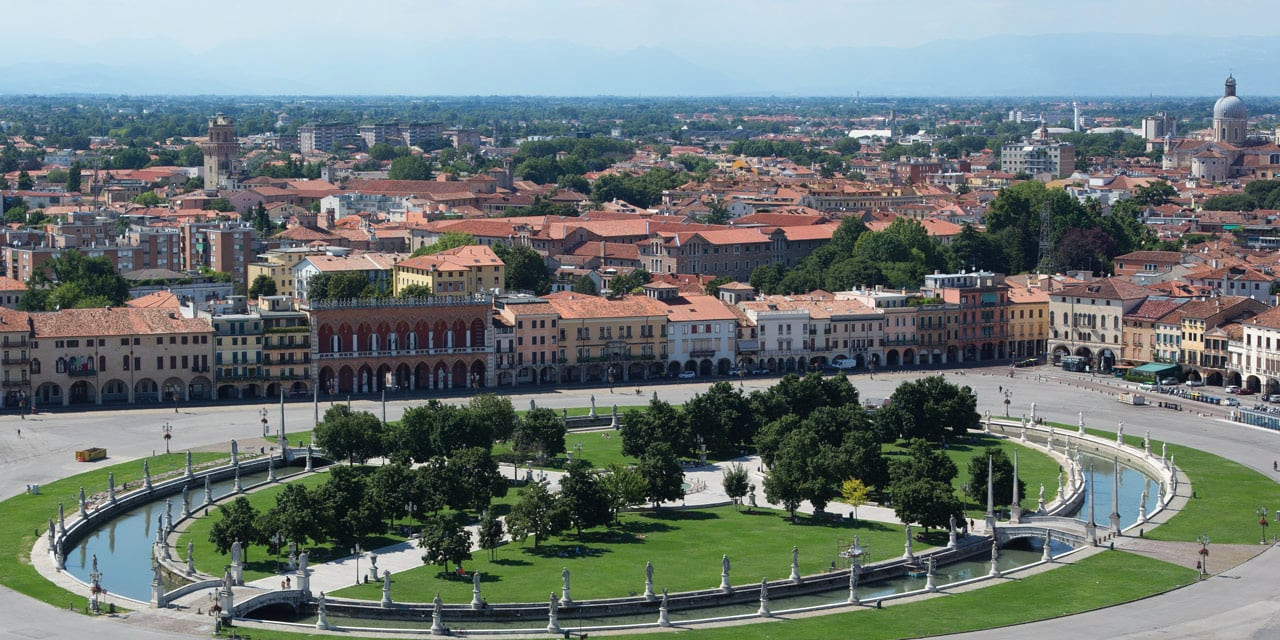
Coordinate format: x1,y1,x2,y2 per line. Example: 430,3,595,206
791,545,799,567
562,566,571,592
230,541,242,566
1039,484,1045,502
187,540,194,560
152,554,164,584
231,439,238,460
143,460,151,488
108,472,116,501
722,554,730,575
473,570,481,590
530,398,536,411
185,450,193,477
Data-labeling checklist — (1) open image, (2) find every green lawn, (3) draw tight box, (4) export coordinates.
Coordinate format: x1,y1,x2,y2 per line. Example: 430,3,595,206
679,550,1196,640
0,451,225,612
330,505,935,604
1045,422,1280,545
174,472,413,582
493,430,634,470
881,434,1062,517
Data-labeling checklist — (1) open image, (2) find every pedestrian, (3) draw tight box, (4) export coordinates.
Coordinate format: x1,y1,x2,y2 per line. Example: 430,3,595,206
1274,460,1277,471
287,576,292,588
16,427,20,437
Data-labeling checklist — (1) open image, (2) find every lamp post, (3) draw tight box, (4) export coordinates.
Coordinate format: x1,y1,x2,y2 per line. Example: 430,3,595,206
351,543,362,586
259,408,269,438
272,532,284,565
1257,506,1270,544
161,422,173,454
1003,390,1012,417
403,501,416,532
962,483,970,514
1196,534,1210,576
166,383,179,413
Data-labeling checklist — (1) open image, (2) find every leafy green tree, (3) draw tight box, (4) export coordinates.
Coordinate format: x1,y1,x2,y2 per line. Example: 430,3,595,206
261,482,321,552
884,376,978,441
368,462,416,531
207,198,235,212
208,496,265,561
833,137,862,155
413,456,459,514
66,161,83,193
840,429,890,490
620,398,690,457
389,155,433,181
19,250,130,311
890,438,958,487
1132,180,1177,206
601,463,646,523
314,405,386,464
505,480,569,548
493,244,552,295
763,443,806,520
369,142,411,161
112,148,151,170
1201,193,1256,211
965,447,1025,509
841,478,870,521
477,510,505,561
248,274,277,298
684,381,755,455
608,268,650,296
132,191,162,206
411,231,476,257
178,144,203,167
313,465,380,547
571,275,598,295
419,512,473,577
447,446,508,512
890,478,962,530
638,443,685,510
559,460,612,535
306,271,375,301
468,394,517,442
722,463,750,510
704,275,733,296
512,407,566,462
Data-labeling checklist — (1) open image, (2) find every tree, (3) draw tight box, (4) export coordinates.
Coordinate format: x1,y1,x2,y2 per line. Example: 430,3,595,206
493,244,551,295
132,191,162,206
559,460,612,535
389,155,433,181
607,268,650,296
16,170,33,190
178,144,203,167
112,148,151,170
965,447,1026,509
704,275,734,296
208,496,264,561
698,199,731,225
638,443,685,510
620,398,690,457
505,480,569,548
684,382,755,455
369,142,410,162
571,275,598,295
367,463,416,531
601,463,646,523
248,274,277,298
411,231,476,257
66,161,83,193
477,510,505,561
314,405,386,464
397,284,434,299
890,478,962,530
207,198,235,212
468,394,517,442
841,478,870,521
890,438,959,486
722,463,750,510
883,376,978,441
512,407,566,463
307,271,375,301
447,446,508,512
1132,180,1177,206
19,250,131,311
261,482,322,551
313,465,380,547
419,512,473,577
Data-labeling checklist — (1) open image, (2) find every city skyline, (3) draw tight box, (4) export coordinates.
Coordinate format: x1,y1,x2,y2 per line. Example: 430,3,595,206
7,1,1280,95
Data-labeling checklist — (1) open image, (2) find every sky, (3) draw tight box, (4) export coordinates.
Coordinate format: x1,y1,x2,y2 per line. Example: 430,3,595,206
8,1,1280,95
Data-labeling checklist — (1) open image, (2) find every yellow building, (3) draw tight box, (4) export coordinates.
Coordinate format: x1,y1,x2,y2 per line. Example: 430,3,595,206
544,291,668,383
392,245,505,296
248,247,331,299
1007,285,1050,361
258,295,311,398
0,308,31,409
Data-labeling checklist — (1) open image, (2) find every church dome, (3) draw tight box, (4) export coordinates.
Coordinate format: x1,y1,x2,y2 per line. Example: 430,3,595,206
1214,75,1246,120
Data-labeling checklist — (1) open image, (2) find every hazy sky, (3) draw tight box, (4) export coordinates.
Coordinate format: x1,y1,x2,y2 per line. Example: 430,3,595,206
9,1,1280,95
17,0,1280,53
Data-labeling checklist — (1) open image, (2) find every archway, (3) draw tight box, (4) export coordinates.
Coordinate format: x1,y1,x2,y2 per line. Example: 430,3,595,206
1246,375,1262,393
903,348,915,366
1226,371,1242,388
35,382,61,405
433,362,449,389
415,362,431,390
1206,371,1224,386
542,366,559,384
717,358,732,375
699,359,713,376
980,343,995,361
629,362,646,380
101,379,128,403
886,350,900,367
1186,370,1202,383
684,360,698,373
190,376,212,400
1098,349,1116,372
668,361,682,377
358,365,374,393
68,380,95,404
338,365,355,394
266,382,281,399
470,360,486,388
376,364,392,391
452,360,468,388
134,378,159,403
319,366,337,396
218,385,240,400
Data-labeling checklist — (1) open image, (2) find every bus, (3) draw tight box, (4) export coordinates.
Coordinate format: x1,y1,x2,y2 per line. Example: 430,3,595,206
1060,355,1087,372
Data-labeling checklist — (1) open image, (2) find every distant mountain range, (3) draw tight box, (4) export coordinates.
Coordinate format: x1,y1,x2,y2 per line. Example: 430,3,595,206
3,33,1279,96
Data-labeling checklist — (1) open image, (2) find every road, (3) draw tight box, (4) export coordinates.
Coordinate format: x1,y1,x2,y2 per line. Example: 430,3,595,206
0,366,1277,639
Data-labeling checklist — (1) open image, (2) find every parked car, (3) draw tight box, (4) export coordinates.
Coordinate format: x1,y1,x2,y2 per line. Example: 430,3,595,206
1264,394,1280,403
677,370,696,379
1160,377,1179,386
1226,385,1241,394
1237,387,1255,395
751,368,767,375
1185,380,1206,387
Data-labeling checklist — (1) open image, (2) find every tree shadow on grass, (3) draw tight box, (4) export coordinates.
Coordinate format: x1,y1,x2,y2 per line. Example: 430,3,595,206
521,543,611,559
491,557,532,567
642,509,720,522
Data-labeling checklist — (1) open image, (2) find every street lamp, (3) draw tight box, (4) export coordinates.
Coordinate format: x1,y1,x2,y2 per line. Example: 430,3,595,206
1003,390,1012,417
1256,506,1270,544
161,422,173,454
962,483,970,514
1196,534,1210,576
166,383,179,413
259,408,269,438
351,543,362,586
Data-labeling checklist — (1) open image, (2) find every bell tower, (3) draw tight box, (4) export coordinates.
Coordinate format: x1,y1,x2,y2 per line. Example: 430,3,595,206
201,113,238,189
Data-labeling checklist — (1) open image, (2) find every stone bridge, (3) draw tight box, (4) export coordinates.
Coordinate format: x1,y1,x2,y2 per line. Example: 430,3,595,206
994,515,1116,549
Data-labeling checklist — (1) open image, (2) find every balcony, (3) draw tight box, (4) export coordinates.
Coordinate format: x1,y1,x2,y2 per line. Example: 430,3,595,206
1,338,29,349
264,342,310,350
689,349,716,358
1,380,30,388
66,368,97,377
575,353,656,364
315,345,488,360
2,355,30,365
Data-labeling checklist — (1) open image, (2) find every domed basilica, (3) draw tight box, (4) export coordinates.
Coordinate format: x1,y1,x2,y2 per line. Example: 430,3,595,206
1161,75,1280,181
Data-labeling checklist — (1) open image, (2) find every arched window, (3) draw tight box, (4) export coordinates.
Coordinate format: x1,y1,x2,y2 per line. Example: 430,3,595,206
56,357,65,373
123,355,131,370
31,358,40,374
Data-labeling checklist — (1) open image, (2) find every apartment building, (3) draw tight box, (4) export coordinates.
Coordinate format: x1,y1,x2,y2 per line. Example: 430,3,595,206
545,292,668,384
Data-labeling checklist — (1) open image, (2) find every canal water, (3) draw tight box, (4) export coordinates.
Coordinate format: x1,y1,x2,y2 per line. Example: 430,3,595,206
1077,452,1162,532
65,466,304,601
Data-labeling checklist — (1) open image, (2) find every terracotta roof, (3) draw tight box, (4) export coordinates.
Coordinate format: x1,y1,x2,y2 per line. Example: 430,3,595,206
661,294,738,323
302,252,406,273
31,307,212,338
1246,306,1280,331
126,291,181,309
543,292,668,320
1124,297,1186,321
0,276,27,292
1057,277,1151,300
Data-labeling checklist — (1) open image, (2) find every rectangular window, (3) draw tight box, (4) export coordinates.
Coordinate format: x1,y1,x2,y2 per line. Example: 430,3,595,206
157,357,164,370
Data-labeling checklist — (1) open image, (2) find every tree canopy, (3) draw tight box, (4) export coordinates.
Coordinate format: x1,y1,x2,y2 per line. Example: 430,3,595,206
19,250,131,311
